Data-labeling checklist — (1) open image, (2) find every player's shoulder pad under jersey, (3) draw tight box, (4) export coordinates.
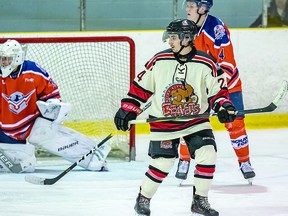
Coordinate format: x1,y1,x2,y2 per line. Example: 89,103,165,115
202,15,229,44
193,50,220,77
144,48,174,70
21,60,50,78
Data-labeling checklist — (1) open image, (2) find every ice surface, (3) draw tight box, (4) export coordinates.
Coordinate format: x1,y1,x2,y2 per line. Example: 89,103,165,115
1,129,288,216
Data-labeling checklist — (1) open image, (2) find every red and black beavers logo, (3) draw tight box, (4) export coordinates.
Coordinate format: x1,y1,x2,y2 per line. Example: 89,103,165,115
162,83,200,117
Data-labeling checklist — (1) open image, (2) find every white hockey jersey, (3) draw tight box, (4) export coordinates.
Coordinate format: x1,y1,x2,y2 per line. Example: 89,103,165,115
128,48,230,140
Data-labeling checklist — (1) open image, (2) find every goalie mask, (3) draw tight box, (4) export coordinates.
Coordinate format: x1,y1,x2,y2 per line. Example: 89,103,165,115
0,39,25,78
162,19,197,48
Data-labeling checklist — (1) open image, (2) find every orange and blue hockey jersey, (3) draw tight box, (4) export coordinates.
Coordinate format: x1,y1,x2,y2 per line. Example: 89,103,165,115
0,60,60,142
194,14,241,93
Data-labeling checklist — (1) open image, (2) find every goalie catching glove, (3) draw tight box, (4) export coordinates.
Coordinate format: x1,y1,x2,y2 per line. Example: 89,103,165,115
214,99,236,123
36,99,71,124
114,98,141,131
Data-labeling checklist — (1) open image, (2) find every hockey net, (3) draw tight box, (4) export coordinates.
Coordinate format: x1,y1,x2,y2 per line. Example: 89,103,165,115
0,36,136,161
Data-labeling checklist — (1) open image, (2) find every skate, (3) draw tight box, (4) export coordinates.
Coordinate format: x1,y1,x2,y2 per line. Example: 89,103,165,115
134,193,151,216
239,161,256,185
175,159,190,182
191,194,219,216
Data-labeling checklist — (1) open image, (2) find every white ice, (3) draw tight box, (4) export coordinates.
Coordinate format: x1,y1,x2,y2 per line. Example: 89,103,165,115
1,128,288,216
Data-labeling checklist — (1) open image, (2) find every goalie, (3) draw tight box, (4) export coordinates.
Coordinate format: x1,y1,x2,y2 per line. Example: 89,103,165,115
0,39,111,173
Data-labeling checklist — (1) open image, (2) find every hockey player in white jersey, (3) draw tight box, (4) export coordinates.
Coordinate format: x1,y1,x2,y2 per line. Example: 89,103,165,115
114,19,236,216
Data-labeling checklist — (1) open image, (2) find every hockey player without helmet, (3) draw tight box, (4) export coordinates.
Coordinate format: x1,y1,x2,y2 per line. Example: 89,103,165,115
186,0,213,13
0,39,25,78
162,19,198,45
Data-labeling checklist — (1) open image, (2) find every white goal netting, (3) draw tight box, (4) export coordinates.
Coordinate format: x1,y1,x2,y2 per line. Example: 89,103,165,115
0,36,136,160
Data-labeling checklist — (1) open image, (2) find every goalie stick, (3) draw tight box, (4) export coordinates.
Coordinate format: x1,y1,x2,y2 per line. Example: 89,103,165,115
25,131,116,185
130,80,288,124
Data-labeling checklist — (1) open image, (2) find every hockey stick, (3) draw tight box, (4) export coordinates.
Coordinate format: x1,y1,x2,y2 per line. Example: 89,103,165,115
24,131,116,185
0,148,23,173
130,80,288,124
24,100,152,185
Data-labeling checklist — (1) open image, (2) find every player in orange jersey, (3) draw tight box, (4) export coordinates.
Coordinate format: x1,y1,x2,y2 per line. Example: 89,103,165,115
0,39,110,173
175,0,256,184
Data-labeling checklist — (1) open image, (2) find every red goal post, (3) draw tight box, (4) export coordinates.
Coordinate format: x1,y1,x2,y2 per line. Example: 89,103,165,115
0,36,137,161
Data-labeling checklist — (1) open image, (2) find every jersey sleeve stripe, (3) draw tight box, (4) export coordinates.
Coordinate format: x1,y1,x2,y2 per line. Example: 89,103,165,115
193,55,217,76
3,124,31,137
146,53,174,70
39,91,60,101
22,70,50,80
219,65,233,75
213,40,231,49
128,81,153,103
228,77,240,90
203,30,215,43
0,112,40,130
3,124,30,136
227,68,239,85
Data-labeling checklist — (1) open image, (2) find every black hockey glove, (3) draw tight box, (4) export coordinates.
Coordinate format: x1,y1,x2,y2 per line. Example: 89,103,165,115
215,101,236,123
114,98,141,131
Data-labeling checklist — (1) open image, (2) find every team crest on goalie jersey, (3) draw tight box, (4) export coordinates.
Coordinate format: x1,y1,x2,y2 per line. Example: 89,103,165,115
162,82,200,117
2,90,36,114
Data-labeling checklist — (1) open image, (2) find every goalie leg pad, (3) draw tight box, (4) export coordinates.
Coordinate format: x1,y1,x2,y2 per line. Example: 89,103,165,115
28,117,111,171
0,143,36,173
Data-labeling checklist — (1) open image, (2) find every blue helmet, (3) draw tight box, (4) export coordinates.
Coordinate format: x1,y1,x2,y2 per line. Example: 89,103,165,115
186,0,213,12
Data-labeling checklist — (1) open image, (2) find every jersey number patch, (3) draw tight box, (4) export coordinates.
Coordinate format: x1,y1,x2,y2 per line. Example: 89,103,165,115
137,70,146,82
218,48,225,60
218,78,225,89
